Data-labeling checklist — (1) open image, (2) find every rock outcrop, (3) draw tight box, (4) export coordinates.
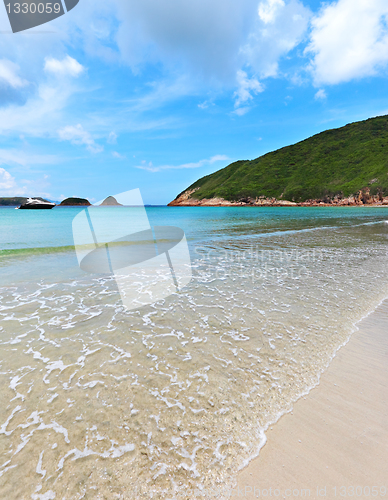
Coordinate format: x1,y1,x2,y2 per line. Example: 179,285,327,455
100,196,122,206
168,188,388,207
59,197,91,206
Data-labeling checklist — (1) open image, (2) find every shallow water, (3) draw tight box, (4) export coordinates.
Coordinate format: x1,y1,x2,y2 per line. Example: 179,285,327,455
1,207,388,499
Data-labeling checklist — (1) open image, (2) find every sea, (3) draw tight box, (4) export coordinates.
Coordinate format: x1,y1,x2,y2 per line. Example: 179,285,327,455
0,205,388,499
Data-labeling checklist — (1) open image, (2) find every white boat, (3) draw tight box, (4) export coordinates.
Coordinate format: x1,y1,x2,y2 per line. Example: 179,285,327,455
17,198,56,210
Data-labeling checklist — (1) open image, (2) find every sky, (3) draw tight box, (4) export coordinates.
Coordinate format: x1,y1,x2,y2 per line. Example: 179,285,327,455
0,0,388,204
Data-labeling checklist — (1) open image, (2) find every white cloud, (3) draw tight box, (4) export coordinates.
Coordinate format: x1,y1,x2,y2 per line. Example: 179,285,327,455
314,89,327,100
0,0,314,144
233,106,251,116
135,154,229,173
0,78,78,137
234,70,264,110
112,151,126,159
0,59,28,88
0,2,183,148
127,76,196,114
241,0,311,78
198,100,211,109
114,0,311,84
0,167,51,198
114,0,258,80
0,151,57,197
44,55,84,77
0,168,17,191
108,131,118,144
0,70,172,140
258,0,285,24
58,124,103,153
10,0,309,89
307,0,388,85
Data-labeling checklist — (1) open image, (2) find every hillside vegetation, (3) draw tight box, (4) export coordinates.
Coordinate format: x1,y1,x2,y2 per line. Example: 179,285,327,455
174,115,388,203
0,197,50,206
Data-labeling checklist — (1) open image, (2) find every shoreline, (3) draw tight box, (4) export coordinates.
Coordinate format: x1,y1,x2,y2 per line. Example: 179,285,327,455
168,200,388,208
167,203,388,207
236,298,388,499
168,188,388,207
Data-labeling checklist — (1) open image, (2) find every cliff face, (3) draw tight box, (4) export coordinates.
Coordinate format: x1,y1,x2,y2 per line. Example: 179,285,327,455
168,189,297,206
168,115,388,207
168,187,388,207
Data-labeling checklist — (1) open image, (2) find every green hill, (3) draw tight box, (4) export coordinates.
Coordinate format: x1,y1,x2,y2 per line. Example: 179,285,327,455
0,197,51,206
171,115,388,204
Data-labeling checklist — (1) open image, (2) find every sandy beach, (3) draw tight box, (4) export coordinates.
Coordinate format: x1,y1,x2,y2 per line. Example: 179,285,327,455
237,300,388,499
1,208,388,499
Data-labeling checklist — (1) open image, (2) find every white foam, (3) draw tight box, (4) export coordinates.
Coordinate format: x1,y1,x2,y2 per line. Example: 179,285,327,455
31,490,56,500
36,451,46,478
1,217,388,498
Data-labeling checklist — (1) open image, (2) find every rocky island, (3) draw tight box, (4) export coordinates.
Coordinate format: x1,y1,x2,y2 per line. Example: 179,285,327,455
169,115,388,207
59,197,91,206
99,196,122,206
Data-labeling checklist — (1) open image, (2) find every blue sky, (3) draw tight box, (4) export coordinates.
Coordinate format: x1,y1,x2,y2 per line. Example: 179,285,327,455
0,0,388,204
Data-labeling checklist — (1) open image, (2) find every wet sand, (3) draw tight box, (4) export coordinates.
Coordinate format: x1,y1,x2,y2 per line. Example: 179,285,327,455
237,300,388,499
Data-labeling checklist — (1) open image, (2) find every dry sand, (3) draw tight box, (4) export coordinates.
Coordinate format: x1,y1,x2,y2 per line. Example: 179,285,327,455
236,300,388,499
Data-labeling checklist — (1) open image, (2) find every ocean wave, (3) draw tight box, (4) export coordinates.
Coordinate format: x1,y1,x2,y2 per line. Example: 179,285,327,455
0,219,388,499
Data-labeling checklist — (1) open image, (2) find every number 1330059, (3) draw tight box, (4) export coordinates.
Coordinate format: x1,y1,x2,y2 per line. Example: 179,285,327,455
5,2,62,14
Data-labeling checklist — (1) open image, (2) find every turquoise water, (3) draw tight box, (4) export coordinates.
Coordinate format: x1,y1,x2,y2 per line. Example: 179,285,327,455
0,206,388,499
1,205,387,284
2,204,388,251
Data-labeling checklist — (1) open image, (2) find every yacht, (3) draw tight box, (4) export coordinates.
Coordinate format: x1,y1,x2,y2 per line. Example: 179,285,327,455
17,198,56,210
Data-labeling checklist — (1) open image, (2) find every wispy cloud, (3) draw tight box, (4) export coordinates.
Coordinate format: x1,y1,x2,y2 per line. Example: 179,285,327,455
234,70,264,106
233,70,264,114
258,0,285,24
135,154,229,173
107,131,118,144
0,59,29,89
112,151,126,159
44,55,85,78
126,76,196,114
233,106,251,116
0,81,77,137
0,168,17,191
0,149,58,167
58,124,103,153
241,0,311,79
0,166,52,197
0,55,87,138
198,100,214,110
314,89,327,100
